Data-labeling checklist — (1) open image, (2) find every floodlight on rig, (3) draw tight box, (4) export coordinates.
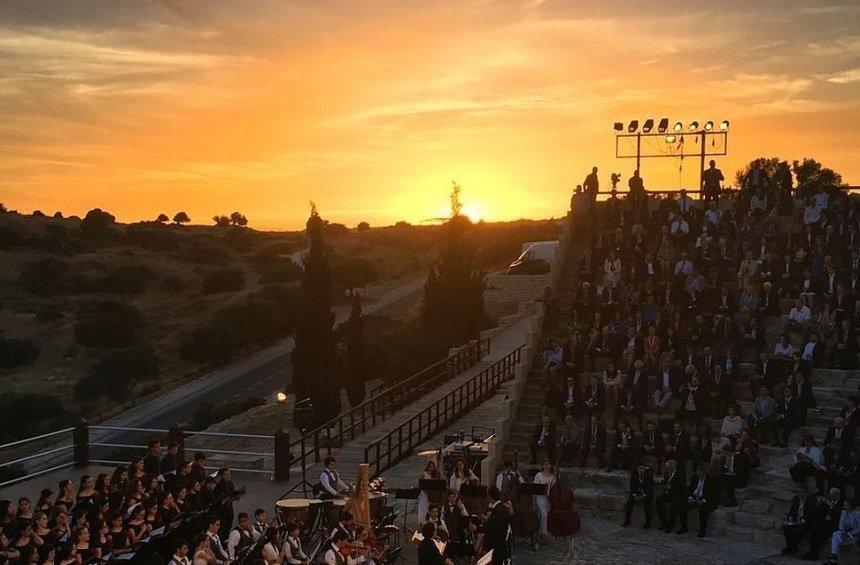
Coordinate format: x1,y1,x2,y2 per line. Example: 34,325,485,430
720,120,730,131
688,121,699,131
704,120,714,132
614,122,624,132
628,120,639,133
642,118,654,133
673,122,683,133
657,118,669,133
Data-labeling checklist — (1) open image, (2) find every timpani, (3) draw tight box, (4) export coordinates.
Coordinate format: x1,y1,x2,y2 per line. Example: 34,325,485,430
276,499,310,528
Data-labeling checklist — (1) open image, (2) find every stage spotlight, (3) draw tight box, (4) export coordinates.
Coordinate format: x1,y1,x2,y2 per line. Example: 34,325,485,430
642,118,654,133
720,120,730,131
614,122,624,132
673,122,683,133
665,135,677,143
704,121,714,131
276,392,287,404
628,120,639,133
688,121,699,131
658,118,669,133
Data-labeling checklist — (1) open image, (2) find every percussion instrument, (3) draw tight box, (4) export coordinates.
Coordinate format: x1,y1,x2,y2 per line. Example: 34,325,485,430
327,497,349,527
276,499,311,528
369,492,387,520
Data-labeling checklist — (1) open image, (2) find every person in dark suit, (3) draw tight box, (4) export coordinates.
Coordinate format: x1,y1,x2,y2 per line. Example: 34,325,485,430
560,376,579,418
142,440,162,476
582,375,605,417
664,421,690,466
679,465,717,537
705,365,733,419
623,461,654,528
616,387,643,426
480,487,511,565
417,522,447,565
656,459,686,533
160,441,183,475
639,421,663,472
781,484,820,556
792,371,816,423
530,415,557,464
580,414,606,468
676,376,705,433
776,388,803,447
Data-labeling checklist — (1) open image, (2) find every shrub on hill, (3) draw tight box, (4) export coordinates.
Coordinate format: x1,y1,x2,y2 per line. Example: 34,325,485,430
222,225,262,251
73,301,142,348
258,259,302,284
80,208,116,239
75,345,160,401
20,257,71,295
180,296,294,365
201,267,245,294
332,258,378,290
0,337,40,368
190,396,263,430
35,304,64,323
158,275,185,292
0,392,67,444
99,263,152,294
179,243,232,265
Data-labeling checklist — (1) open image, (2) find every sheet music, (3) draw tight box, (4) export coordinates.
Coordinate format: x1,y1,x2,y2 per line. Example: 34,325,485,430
476,549,493,565
435,540,446,556
140,526,165,543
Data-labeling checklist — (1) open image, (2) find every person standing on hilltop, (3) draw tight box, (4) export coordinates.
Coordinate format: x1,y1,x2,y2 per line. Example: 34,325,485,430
583,166,599,202
701,160,724,202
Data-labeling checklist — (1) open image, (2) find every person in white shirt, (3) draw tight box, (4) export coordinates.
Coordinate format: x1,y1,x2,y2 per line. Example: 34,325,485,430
260,527,282,565
320,457,350,499
324,531,363,565
774,334,796,359
495,460,523,493
670,216,690,237
252,509,268,539
720,404,746,440
167,540,191,565
533,459,556,542
281,523,308,564
204,517,229,564
789,435,826,493
676,190,694,213
803,201,821,225
448,458,478,492
674,253,693,277
788,299,812,331
704,201,721,226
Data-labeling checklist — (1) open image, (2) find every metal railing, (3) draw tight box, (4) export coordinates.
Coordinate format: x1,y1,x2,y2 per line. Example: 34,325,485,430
363,345,524,477
0,423,283,489
286,338,491,482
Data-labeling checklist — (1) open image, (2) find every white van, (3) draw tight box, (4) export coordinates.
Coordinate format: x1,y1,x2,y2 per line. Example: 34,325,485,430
507,240,559,275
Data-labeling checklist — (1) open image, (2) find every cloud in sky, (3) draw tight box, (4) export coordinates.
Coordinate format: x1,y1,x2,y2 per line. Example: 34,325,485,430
0,0,858,229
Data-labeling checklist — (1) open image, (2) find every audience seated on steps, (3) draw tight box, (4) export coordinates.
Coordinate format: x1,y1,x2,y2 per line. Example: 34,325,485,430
510,172,859,546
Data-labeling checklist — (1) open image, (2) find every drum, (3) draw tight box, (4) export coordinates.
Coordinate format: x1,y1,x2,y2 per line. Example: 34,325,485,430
328,498,348,527
369,492,387,521
276,499,310,528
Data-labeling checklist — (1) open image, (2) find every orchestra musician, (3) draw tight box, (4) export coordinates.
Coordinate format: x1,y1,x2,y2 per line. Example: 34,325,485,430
227,512,258,559
532,459,556,543
479,486,512,565
418,459,443,529
324,531,364,565
448,459,478,492
494,460,523,496
416,522,452,565
440,489,469,541
354,525,386,565
204,516,230,563
421,505,449,540
261,526,282,565
320,457,350,499
330,511,356,545
281,522,308,564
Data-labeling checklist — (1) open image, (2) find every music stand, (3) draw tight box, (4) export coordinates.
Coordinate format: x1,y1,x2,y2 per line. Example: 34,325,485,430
393,488,420,538
447,541,475,558
518,483,548,496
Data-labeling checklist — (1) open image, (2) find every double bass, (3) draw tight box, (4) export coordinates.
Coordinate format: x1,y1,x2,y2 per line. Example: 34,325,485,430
547,473,580,537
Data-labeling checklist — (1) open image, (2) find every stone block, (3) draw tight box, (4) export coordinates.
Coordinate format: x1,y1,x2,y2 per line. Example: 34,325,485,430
724,524,753,541
733,511,759,528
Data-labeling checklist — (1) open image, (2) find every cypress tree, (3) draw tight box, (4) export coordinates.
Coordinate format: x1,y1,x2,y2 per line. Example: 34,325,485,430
291,203,340,424
345,292,367,407
420,183,486,348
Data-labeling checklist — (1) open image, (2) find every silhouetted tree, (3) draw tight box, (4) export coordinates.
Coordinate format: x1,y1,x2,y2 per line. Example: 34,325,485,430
230,211,248,227
332,258,377,290
421,182,486,348
291,203,340,424
213,215,231,227
0,203,6,213
345,292,366,407
80,208,116,238
32,210,46,218
173,211,190,225
156,213,169,223
357,221,370,231
76,346,160,401
792,158,844,197
735,157,792,191
53,211,63,219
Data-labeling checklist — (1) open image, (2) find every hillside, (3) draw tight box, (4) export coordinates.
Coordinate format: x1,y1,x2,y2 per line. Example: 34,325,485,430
0,209,560,440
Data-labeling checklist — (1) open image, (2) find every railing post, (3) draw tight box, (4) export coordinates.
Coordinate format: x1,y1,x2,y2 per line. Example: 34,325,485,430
169,423,185,465
274,429,291,482
73,418,89,467
469,339,478,366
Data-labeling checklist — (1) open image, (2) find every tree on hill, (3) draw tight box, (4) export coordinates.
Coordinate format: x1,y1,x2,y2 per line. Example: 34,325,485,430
792,158,844,197
357,221,370,231
291,203,340,424
32,210,46,218
230,211,248,227
53,211,63,219
421,182,486,348
213,215,231,227
345,292,367,407
156,213,169,223
76,346,160,401
0,203,6,213
735,157,792,191
173,211,190,225
80,208,116,238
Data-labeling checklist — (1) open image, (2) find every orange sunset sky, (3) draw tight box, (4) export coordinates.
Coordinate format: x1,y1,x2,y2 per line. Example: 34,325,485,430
0,0,858,230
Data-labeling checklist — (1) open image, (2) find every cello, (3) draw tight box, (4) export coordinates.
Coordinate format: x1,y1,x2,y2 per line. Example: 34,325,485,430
547,472,580,537
499,459,538,542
